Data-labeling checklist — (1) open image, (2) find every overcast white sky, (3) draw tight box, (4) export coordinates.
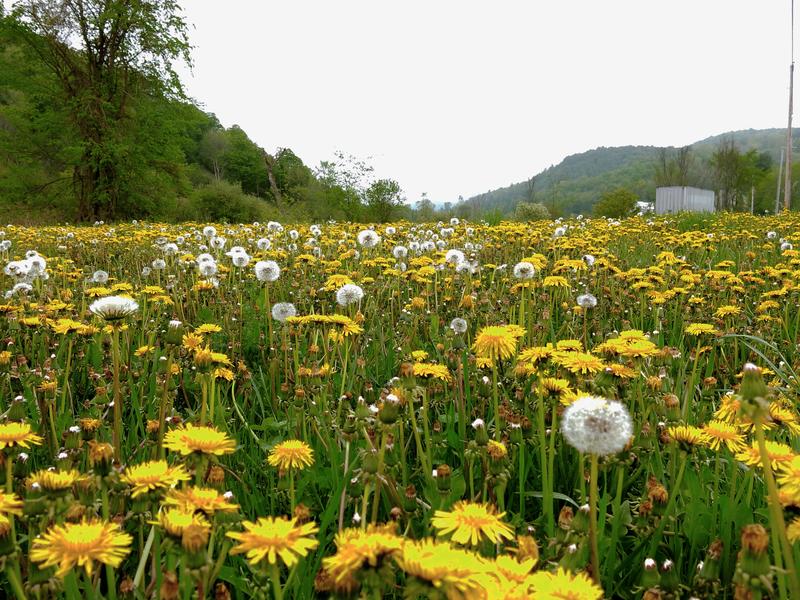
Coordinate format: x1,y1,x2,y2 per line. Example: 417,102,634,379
177,1,795,204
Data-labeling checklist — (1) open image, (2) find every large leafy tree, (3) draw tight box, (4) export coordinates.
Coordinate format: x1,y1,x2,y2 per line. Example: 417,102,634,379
9,0,191,221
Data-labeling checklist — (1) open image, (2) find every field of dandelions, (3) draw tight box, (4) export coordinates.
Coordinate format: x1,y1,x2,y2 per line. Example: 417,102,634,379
0,214,798,599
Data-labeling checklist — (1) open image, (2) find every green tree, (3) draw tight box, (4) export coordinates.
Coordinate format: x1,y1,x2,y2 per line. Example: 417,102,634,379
514,202,551,221
365,178,403,222
593,188,638,218
10,0,192,221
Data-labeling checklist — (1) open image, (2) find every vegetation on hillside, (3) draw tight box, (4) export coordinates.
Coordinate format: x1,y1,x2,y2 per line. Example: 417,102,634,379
458,129,800,218
0,3,410,224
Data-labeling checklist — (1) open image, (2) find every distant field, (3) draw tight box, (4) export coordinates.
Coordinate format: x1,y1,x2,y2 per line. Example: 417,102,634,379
0,214,798,599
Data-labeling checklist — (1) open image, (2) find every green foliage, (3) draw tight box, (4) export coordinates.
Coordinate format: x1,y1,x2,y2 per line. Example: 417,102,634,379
593,188,638,218
514,202,551,221
365,178,404,222
187,181,272,223
460,128,800,218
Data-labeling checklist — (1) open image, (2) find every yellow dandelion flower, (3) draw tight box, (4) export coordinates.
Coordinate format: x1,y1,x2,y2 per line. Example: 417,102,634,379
395,539,488,599
714,305,742,318
27,469,86,492
0,422,44,450
736,440,796,470
227,516,319,567
151,508,210,538
195,324,222,335
527,567,604,600
702,420,746,453
685,323,718,336
553,351,606,376
163,424,236,456
181,333,204,351
0,491,23,516
788,517,800,544
268,440,314,471
30,519,132,578
323,524,403,584
778,456,800,507
164,486,239,515
134,345,154,357
413,362,453,382
120,460,191,498
666,425,709,449
543,275,570,288
473,326,520,362
487,440,508,460
517,345,554,365
431,501,514,546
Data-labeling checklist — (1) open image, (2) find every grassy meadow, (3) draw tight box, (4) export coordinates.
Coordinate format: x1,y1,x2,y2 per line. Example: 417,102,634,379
0,213,798,599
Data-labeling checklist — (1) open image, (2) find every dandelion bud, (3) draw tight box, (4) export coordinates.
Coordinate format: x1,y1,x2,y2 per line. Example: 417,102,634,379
88,441,114,476
640,557,660,588
473,419,489,446
378,394,400,424
558,505,574,531
734,524,772,596
160,571,179,600
739,364,770,419
403,484,418,512
206,465,226,487
660,558,679,591
361,449,378,474
436,464,452,493
6,397,27,422
165,320,184,346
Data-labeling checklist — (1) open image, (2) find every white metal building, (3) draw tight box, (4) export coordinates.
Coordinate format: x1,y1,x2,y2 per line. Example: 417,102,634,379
655,187,716,214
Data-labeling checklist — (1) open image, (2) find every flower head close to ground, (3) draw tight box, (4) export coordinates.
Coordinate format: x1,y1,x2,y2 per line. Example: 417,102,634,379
268,439,315,471
472,325,523,362
561,395,633,456
163,424,236,456
121,460,191,498
89,295,139,321
431,501,515,546
30,519,133,578
227,516,319,567
0,421,43,450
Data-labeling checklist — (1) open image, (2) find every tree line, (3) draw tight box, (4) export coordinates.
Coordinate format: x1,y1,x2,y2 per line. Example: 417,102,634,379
0,1,413,223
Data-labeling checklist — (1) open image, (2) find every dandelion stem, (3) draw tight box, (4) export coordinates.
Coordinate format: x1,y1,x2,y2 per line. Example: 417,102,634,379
588,453,601,584
755,417,800,598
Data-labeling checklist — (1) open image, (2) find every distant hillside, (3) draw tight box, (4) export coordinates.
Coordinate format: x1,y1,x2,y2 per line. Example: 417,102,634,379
459,128,797,216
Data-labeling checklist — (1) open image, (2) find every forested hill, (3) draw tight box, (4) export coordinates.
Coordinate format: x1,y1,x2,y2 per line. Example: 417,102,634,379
458,128,797,217
0,13,372,224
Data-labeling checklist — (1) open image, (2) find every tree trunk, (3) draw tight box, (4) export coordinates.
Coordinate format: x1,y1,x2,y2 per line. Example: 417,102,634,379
263,151,282,205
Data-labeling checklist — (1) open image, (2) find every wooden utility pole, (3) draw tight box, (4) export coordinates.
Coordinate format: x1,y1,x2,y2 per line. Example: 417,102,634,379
785,0,795,210
776,147,785,214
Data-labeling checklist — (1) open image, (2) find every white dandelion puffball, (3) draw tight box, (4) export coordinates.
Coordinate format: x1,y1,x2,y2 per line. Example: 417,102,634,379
336,283,364,307
561,395,632,456
202,226,217,238
357,229,381,248
271,302,297,322
92,270,109,284
89,295,139,321
577,293,598,309
445,249,465,264
256,238,272,251
513,261,536,279
198,261,218,277
254,260,280,282
450,318,468,334
583,254,596,267
767,231,777,240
